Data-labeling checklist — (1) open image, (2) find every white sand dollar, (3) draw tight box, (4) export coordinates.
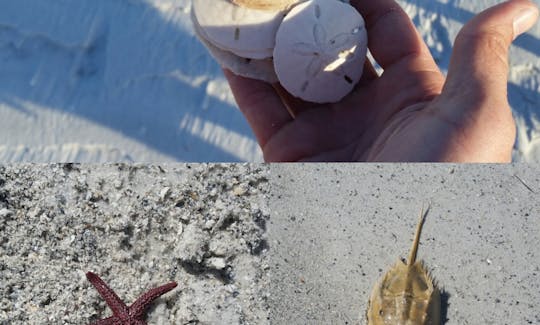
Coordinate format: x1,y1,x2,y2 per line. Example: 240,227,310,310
191,9,278,83
192,0,286,59
273,0,368,103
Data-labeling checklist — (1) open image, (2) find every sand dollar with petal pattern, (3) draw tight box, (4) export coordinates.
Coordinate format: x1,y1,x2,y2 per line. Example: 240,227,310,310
273,0,367,103
192,0,287,59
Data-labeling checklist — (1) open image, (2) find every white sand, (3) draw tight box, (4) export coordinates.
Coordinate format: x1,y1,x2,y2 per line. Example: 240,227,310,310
0,164,270,324
0,0,539,162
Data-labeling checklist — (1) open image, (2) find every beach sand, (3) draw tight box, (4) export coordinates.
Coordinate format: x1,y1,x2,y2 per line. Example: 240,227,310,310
0,0,539,162
1,164,539,324
0,164,270,324
268,164,540,324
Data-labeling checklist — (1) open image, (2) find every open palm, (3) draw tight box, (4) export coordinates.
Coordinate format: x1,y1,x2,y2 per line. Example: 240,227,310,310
225,0,538,162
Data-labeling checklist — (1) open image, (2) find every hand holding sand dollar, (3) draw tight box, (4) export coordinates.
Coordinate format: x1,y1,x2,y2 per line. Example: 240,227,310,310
192,0,367,103
217,0,538,162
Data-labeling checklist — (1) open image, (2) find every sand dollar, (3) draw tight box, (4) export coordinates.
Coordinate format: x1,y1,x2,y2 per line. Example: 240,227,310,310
273,0,368,103
191,9,278,83
192,0,286,59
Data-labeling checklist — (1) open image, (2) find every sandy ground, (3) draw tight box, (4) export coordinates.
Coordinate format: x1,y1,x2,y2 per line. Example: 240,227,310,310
268,164,540,324
0,0,539,162
0,164,539,324
0,164,270,324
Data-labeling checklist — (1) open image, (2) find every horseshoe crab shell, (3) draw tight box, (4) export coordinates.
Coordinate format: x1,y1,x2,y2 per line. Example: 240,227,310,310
366,207,441,325
273,0,367,103
192,0,286,59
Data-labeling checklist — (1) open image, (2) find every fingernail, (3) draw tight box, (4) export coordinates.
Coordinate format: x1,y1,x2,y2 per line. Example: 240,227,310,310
513,6,539,39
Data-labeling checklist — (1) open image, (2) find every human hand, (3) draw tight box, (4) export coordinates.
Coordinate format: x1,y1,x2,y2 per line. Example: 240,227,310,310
224,0,539,162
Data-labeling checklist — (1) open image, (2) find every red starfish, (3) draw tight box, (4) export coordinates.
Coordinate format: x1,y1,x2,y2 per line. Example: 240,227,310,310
86,272,178,325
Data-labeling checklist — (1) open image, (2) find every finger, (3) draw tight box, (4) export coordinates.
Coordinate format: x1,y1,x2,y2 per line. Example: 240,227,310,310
435,0,538,162
350,0,437,71
443,0,539,104
223,69,294,147
271,83,320,117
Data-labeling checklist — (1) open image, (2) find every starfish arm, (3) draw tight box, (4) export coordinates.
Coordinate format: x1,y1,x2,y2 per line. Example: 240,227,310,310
129,282,178,318
86,272,129,317
88,316,119,325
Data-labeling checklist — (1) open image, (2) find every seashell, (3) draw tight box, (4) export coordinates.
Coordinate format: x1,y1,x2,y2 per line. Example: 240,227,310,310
231,0,303,11
192,0,286,59
191,8,278,83
191,0,364,102
366,206,441,325
273,0,367,103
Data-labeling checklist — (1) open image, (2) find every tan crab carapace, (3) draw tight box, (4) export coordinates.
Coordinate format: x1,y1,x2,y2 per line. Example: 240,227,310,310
231,0,301,11
367,207,441,325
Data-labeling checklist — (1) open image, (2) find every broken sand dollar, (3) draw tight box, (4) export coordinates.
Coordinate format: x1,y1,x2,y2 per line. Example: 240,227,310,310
273,0,368,103
231,0,303,11
191,9,278,83
192,0,286,59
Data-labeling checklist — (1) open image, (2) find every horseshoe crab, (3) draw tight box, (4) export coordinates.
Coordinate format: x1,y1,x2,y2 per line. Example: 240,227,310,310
366,207,441,325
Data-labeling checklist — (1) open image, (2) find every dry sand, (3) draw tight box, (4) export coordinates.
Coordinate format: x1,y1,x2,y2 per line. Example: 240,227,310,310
0,164,270,324
268,164,540,324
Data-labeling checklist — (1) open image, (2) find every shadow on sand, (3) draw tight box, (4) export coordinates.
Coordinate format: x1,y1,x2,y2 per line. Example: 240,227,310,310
0,1,256,162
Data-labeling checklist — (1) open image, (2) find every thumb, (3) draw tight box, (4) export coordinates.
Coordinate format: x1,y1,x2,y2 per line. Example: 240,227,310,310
443,0,538,104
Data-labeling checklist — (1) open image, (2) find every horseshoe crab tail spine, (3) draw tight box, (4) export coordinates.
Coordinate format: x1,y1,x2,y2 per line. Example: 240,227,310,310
407,204,430,265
